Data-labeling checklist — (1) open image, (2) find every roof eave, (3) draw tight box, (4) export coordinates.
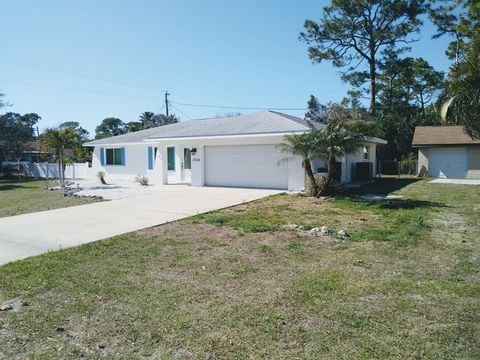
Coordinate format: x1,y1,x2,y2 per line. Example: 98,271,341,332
144,130,309,142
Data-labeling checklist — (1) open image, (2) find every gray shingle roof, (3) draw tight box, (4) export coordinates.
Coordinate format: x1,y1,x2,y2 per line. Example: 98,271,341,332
84,111,318,146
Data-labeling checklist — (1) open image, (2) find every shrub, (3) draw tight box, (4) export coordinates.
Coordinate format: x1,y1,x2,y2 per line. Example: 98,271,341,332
96,171,107,184
135,175,149,186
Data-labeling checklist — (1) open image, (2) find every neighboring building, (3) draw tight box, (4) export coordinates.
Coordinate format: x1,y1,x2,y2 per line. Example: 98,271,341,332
84,111,386,190
412,125,480,179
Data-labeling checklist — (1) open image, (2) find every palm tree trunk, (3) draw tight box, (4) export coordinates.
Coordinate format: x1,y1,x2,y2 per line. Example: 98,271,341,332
58,150,64,187
326,155,336,187
58,158,63,186
304,160,318,196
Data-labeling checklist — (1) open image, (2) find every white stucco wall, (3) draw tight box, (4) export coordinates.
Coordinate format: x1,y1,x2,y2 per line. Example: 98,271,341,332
152,134,305,191
90,137,380,189
91,143,156,183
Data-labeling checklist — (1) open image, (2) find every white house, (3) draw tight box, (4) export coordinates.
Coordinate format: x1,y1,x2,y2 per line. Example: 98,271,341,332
84,111,386,190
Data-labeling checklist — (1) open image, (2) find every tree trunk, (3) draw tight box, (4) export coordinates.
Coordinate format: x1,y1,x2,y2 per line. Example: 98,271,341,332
326,155,336,186
369,59,376,113
58,158,63,186
304,160,318,196
58,150,64,187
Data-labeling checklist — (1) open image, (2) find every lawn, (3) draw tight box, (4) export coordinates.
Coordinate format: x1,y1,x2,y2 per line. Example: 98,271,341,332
0,178,479,358
0,179,101,218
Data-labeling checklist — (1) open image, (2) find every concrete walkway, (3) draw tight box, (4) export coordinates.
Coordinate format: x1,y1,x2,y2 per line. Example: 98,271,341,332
0,185,282,265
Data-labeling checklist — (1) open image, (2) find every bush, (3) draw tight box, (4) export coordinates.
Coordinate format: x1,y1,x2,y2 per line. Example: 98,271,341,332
96,171,107,184
135,175,149,186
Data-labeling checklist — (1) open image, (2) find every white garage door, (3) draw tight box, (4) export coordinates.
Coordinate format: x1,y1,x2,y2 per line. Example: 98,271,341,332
205,145,288,189
429,147,468,178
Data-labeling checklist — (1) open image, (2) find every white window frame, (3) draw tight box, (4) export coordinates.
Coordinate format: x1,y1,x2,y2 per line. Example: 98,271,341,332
363,145,370,161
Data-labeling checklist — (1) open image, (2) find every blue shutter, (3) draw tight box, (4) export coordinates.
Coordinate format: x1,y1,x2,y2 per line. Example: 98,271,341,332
148,146,153,170
100,147,105,166
120,147,126,166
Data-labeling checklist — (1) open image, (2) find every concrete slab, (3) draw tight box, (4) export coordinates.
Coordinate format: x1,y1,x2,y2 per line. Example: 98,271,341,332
0,185,282,265
429,179,480,185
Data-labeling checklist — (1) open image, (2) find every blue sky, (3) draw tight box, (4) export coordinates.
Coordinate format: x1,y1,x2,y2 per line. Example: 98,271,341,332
1,0,453,135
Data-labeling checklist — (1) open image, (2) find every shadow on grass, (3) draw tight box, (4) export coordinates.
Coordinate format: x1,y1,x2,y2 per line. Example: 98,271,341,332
375,198,447,210
0,178,44,191
0,184,37,191
337,196,448,211
346,177,422,196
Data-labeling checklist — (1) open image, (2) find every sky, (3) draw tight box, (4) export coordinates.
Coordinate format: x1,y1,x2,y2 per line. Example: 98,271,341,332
1,0,454,135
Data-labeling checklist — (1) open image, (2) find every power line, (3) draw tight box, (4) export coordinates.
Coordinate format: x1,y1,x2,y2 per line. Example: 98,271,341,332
0,79,308,112
0,58,168,93
172,101,307,111
0,58,325,105
0,79,163,101
169,104,193,120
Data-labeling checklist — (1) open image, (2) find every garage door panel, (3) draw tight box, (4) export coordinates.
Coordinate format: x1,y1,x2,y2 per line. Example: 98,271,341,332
205,145,288,189
429,147,468,179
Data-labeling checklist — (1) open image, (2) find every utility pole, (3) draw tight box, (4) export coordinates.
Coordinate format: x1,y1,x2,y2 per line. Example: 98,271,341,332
165,91,170,117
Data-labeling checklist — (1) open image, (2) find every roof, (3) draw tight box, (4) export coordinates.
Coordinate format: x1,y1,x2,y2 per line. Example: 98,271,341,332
412,126,480,147
84,111,318,146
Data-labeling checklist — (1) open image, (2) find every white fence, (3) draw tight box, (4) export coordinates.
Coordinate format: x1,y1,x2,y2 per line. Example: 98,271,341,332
2,161,90,179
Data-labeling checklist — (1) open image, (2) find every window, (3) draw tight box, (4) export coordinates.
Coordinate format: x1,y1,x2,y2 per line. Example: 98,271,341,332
154,147,158,161
106,148,122,165
184,148,191,170
363,145,369,161
167,147,175,170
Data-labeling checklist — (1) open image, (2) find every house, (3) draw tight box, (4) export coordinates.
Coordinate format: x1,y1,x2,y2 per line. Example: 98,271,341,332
412,125,480,179
84,111,386,190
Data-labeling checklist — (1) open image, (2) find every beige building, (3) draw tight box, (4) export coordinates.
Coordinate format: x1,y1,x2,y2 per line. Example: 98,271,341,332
412,126,480,179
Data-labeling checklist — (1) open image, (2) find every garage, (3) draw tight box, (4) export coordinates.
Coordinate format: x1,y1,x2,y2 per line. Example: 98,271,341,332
428,147,468,178
204,144,288,189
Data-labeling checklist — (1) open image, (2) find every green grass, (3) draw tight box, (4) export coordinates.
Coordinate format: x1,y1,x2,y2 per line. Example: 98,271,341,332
1,178,479,358
0,179,102,217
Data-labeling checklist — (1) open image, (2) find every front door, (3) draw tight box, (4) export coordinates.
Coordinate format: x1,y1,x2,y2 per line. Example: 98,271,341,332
183,148,192,183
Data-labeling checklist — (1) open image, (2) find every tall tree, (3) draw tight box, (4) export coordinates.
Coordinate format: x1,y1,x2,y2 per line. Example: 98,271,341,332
440,31,480,138
304,95,327,123
59,121,90,141
95,118,126,139
429,0,480,61
300,0,426,111
0,112,40,161
152,114,179,126
373,54,443,159
40,128,80,186
139,111,155,129
126,121,143,133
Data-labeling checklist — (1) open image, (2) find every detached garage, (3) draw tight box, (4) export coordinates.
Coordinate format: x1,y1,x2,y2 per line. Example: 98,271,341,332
413,126,480,179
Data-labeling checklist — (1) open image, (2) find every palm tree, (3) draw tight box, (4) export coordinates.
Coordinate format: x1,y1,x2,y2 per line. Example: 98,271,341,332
276,132,319,195
399,152,417,175
312,121,367,193
40,128,80,186
139,111,155,129
440,31,480,139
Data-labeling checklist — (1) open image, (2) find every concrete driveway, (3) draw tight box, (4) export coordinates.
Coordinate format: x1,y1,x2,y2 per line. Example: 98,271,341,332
0,185,282,266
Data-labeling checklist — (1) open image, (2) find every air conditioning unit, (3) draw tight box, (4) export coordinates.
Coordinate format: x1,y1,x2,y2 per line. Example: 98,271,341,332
355,162,373,181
